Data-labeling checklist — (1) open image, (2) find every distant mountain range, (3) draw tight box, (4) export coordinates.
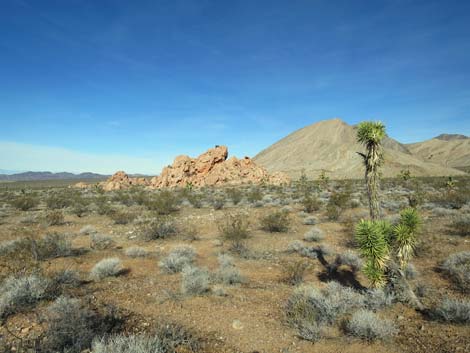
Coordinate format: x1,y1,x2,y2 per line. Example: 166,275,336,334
253,118,468,179
0,171,108,181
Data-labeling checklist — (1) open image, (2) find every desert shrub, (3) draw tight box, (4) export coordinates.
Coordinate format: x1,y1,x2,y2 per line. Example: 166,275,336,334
0,274,51,319
434,298,470,324
181,266,210,295
441,251,470,293
79,225,97,235
218,213,250,249
45,210,65,226
333,251,362,273
326,204,341,221
42,296,124,353
146,190,179,215
285,282,363,328
90,258,123,280
246,187,263,203
95,195,113,215
346,309,398,341
302,216,317,225
364,288,394,310
90,234,115,250
301,194,322,213
303,228,324,242
449,215,470,236
211,197,225,210
226,188,243,205
46,192,74,209
159,246,196,273
216,254,243,285
10,194,39,211
109,208,137,225
187,193,204,208
42,296,96,352
70,197,89,217
260,210,291,232
92,322,201,353
125,246,149,258
281,260,310,285
139,216,178,240
37,233,73,259
52,269,82,288
286,239,306,252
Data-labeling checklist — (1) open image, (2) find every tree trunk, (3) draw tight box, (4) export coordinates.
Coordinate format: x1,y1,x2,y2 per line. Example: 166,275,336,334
386,261,424,311
365,144,381,220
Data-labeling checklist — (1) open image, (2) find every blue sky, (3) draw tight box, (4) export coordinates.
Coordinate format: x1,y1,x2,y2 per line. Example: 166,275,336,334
1,0,469,174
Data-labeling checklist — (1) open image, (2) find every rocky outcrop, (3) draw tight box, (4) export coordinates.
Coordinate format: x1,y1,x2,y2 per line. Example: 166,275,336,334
98,146,290,191
101,171,149,191
150,145,290,188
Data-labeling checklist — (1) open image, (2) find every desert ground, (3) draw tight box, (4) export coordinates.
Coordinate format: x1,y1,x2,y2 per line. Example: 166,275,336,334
0,175,469,353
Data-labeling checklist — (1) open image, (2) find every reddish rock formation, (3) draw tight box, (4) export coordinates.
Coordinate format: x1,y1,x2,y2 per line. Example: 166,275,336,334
150,145,290,188
99,146,290,190
101,171,149,191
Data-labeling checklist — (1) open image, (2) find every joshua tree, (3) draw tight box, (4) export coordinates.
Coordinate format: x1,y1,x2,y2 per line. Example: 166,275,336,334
355,207,424,310
356,121,386,220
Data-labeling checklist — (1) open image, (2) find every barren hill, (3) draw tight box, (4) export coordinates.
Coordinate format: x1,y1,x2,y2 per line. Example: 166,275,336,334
407,135,470,171
253,118,465,179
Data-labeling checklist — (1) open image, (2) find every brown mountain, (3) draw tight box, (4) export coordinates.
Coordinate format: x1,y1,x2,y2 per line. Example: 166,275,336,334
253,118,465,179
407,134,470,171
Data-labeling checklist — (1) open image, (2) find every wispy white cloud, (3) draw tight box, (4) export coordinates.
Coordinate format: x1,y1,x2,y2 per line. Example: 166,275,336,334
0,141,162,175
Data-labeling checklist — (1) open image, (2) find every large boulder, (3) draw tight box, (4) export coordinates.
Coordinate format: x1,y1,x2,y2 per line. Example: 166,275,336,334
101,171,149,191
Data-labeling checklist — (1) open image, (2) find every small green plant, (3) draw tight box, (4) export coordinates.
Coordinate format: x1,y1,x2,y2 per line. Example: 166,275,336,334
139,216,177,240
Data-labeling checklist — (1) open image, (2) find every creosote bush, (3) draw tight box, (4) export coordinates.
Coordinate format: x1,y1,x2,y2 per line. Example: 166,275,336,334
109,208,137,225
226,188,243,205
218,212,250,249
281,260,310,285
10,194,40,211
159,245,196,273
90,258,123,280
45,210,65,225
346,309,398,341
260,210,291,233
145,190,179,215
139,216,177,240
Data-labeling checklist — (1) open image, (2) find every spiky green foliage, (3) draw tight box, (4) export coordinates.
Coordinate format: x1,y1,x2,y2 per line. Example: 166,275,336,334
356,121,386,146
356,121,386,220
355,220,390,287
393,208,421,269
